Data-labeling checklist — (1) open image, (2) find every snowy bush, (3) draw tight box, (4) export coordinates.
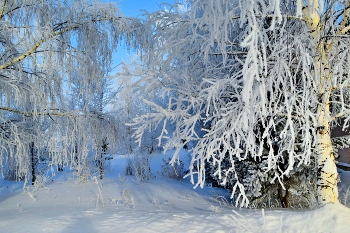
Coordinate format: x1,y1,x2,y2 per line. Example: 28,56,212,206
161,158,185,180
33,174,50,190
3,165,24,181
96,185,105,208
121,188,135,209
125,158,133,176
125,153,152,183
205,132,318,209
70,152,112,184
72,163,92,184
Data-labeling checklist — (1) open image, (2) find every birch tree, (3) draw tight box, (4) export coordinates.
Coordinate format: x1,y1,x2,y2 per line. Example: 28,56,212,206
67,73,118,180
0,0,141,183
114,71,171,155
132,0,350,206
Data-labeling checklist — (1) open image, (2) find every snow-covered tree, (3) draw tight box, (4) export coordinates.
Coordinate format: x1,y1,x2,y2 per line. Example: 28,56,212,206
113,74,144,155
0,0,142,183
132,0,350,207
67,72,118,180
114,58,173,154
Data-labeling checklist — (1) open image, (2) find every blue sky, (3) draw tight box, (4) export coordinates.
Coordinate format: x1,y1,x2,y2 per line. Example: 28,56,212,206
108,0,175,73
116,0,170,17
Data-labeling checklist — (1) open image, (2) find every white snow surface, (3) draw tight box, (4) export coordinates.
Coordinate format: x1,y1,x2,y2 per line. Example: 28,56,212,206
0,151,350,233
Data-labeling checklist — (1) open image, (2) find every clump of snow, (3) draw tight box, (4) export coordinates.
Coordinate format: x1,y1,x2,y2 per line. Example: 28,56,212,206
0,151,349,232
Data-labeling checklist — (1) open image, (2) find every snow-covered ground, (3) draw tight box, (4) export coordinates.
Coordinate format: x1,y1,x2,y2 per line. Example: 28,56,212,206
0,151,350,233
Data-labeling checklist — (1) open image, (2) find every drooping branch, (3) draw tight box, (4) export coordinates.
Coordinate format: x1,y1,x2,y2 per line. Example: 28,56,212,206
0,106,114,120
0,17,123,71
0,106,70,117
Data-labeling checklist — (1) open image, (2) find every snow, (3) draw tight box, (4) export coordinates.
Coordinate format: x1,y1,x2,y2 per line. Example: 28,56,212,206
0,151,350,233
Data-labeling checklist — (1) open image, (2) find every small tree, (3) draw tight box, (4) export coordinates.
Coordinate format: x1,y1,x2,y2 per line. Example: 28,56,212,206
114,69,170,155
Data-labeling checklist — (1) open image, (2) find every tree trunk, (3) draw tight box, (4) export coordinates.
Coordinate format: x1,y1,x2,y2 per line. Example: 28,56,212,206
30,141,36,185
315,106,338,204
278,185,290,208
303,0,339,205
278,177,290,208
98,153,104,180
98,138,108,180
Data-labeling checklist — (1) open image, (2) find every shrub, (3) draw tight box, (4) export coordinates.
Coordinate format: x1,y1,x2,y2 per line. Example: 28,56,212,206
125,153,151,183
161,158,185,180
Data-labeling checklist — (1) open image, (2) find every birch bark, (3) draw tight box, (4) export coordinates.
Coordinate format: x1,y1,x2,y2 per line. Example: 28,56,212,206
303,0,339,204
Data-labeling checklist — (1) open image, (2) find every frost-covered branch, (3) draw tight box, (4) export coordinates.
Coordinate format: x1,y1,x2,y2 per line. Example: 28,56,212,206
0,106,70,117
0,15,125,71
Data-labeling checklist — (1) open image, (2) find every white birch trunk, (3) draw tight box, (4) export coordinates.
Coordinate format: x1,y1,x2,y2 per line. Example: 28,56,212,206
303,0,339,205
315,101,339,204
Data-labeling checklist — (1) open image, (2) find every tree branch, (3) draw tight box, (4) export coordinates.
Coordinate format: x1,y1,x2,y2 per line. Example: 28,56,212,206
0,17,122,71
331,83,350,92
232,14,306,22
0,106,69,117
2,2,39,18
338,1,350,35
339,25,350,35
209,52,248,56
0,0,6,20
0,106,110,121
331,112,349,121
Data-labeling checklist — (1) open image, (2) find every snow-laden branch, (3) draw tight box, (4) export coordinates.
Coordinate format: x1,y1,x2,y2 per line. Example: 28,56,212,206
0,16,125,71
0,106,70,117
